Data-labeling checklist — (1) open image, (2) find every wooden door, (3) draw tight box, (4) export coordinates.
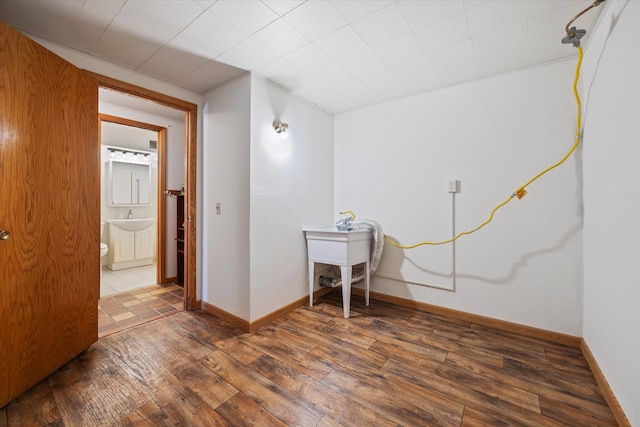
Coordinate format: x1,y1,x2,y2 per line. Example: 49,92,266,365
0,21,99,408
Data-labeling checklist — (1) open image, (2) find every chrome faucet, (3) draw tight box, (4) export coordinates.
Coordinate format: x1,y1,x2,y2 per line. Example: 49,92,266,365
127,209,133,219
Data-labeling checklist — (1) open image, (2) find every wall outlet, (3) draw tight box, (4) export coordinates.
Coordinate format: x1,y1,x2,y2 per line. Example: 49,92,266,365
448,180,461,193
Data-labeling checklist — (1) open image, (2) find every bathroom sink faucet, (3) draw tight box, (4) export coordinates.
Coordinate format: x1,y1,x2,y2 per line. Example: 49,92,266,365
127,209,133,219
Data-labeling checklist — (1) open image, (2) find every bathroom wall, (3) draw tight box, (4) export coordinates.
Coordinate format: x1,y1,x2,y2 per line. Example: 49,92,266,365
581,1,639,424
335,58,582,336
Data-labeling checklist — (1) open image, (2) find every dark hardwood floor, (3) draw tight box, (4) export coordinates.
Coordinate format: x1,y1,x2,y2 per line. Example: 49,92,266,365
0,291,616,426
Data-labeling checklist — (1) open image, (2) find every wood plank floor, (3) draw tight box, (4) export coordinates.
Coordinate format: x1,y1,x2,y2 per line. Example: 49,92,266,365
1,291,616,426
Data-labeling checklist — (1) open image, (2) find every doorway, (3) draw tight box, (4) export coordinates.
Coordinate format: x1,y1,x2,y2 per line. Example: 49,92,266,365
99,114,166,296
94,73,198,311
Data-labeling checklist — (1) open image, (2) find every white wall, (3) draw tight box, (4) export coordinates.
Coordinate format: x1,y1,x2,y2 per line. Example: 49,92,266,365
201,75,334,322
201,75,252,319
335,59,583,335
582,1,640,425
249,75,334,321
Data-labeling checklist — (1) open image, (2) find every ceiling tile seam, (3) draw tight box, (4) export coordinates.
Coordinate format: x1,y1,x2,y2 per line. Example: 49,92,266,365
460,3,481,82
334,6,415,100
133,4,220,74
260,0,306,18
205,13,314,72
519,6,532,71
310,30,405,100
91,0,127,53
328,0,391,24
387,1,448,89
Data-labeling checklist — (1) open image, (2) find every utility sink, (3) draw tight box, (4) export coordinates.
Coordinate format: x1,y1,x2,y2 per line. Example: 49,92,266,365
107,218,154,232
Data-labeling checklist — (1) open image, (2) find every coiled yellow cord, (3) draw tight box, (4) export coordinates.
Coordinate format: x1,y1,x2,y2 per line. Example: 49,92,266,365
383,46,584,249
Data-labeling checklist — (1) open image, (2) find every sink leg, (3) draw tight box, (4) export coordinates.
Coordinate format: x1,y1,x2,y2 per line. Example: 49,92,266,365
365,260,370,306
340,266,351,318
309,261,315,307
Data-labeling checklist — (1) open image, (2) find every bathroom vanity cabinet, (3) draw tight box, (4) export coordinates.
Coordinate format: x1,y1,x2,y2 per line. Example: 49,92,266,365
108,226,155,270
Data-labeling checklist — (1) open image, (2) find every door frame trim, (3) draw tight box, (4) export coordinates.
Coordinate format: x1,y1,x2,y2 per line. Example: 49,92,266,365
92,72,198,310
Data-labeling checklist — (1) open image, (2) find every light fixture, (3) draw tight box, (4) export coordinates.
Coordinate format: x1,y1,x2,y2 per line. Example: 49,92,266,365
273,120,289,138
107,147,151,159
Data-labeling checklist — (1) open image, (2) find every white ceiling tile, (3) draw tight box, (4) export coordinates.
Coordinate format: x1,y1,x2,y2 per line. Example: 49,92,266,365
92,35,163,70
414,12,470,53
0,0,123,54
526,3,584,42
290,75,334,100
285,43,334,73
426,39,479,85
473,21,527,76
388,54,441,93
461,0,485,11
251,19,308,56
372,32,423,65
529,1,592,18
465,0,531,37
193,0,217,10
397,0,464,30
329,0,394,23
0,0,83,41
261,0,305,17
309,62,355,87
138,45,210,82
186,60,248,93
91,0,205,68
308,61,380,108
294,84,343,113
283,1,346,41
167,11,246,59
72,1,126,52
216,38,280,70
209,0,279,35
351,3,410,46
315,26,385,76
524,34,576,67
255,57,306,88
112,0,202,43
357,66,410,99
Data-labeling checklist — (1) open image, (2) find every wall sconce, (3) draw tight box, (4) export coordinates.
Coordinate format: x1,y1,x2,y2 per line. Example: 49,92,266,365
273,120,289,138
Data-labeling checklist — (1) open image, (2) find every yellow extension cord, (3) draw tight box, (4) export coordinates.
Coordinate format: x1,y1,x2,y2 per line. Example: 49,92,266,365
376,45,585,249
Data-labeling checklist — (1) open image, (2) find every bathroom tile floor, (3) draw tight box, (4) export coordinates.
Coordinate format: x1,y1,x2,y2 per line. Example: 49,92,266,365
98,282,184,338
100,263,157,297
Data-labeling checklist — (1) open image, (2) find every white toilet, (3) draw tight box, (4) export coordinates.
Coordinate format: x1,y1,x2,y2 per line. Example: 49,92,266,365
100,223,109,277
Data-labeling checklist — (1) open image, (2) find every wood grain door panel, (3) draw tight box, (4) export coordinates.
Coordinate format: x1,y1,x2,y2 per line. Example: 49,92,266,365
0,21,99,407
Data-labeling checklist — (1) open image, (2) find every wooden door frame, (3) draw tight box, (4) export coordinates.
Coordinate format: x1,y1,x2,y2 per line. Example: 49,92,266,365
98,114,168,284
93,73,198,311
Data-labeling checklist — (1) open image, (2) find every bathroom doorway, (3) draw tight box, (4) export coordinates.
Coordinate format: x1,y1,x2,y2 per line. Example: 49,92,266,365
95,74,198,311
99,113,169,295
